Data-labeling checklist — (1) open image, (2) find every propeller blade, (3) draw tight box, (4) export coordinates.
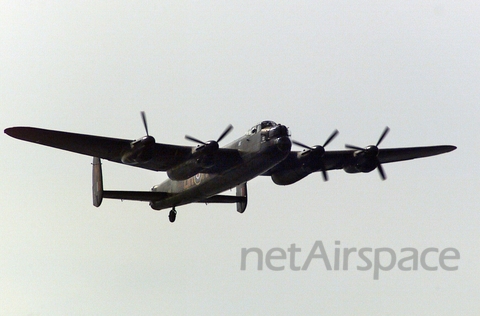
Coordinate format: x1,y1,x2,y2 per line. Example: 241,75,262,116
217,124,233,143
323,129,339,147
376,126,390,147
377,163,387,180
292,140,313,150
321,167,328,181
185,124,233,146
185,135,206,145
345,144,365,151
141,111,149,136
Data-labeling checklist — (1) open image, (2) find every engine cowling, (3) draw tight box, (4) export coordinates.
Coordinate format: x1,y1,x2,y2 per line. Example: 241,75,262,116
343,145,380,174
167,141,219,180
170,124,234,180
343,127,389,180
271,168,310,185
167,159,204,180
271,146,329,185
121,135,155,164
343,163,376,174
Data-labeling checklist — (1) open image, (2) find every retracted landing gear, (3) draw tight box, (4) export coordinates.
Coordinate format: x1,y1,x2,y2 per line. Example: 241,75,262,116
168,208,177,223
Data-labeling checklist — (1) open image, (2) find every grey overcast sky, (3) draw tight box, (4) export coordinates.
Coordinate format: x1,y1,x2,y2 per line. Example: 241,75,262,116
1,1,479,315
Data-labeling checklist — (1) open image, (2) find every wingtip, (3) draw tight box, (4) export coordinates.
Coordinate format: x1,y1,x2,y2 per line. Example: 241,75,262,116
4,127,15,137
446,145,457,152
4,126,27,139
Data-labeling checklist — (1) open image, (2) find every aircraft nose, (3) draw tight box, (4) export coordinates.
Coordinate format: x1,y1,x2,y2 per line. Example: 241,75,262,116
275,136,292,152
268,124,289,138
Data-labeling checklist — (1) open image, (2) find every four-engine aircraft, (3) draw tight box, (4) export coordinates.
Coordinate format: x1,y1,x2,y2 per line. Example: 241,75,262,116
4,113,456,222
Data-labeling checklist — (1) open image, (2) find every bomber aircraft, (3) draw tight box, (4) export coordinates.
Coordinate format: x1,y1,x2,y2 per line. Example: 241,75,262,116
5,113,456,222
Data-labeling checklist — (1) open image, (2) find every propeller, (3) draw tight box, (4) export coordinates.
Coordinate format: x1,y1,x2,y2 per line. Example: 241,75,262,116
138,111,155,144
141,111,149,136
122,111,155,163
292,129,339,181
185,124,233,153
345,127,390,180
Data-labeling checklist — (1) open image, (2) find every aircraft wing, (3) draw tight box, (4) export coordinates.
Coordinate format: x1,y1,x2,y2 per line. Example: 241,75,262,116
264,145,456,183
321,145,456,170
4,126,239,172
376,146,456,164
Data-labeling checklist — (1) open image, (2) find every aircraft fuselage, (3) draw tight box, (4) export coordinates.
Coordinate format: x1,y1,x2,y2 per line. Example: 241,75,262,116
149,121,291,210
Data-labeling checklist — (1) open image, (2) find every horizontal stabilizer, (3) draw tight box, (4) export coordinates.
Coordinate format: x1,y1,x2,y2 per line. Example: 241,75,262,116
91,157,246,205
199,195,247,204
103,190,174,202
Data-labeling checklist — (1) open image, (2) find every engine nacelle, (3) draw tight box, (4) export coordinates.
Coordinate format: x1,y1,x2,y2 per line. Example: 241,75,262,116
121,136,155,164
271,170,309,185
167,159,204,180
343,155,378,174
167,141,221,180
271,150,323,185
196,154,215,169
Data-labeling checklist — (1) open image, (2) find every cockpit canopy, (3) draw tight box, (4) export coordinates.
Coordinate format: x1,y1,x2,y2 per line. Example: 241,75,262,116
247,121,277,135
260,121,276,129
